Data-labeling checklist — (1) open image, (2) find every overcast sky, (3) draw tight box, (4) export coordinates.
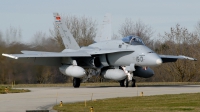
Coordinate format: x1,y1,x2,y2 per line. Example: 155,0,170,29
1,0,200,43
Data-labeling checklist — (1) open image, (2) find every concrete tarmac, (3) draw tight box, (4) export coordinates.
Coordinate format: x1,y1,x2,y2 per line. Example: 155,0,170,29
0,85,200,112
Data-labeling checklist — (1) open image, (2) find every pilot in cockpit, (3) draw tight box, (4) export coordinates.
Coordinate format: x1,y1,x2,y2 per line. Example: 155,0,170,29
122,35,145,45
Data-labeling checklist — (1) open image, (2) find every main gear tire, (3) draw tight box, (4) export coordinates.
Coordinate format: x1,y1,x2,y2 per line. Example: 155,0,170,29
73,77,81,88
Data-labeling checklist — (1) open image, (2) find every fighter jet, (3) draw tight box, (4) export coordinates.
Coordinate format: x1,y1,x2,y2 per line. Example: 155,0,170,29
2,13,197,88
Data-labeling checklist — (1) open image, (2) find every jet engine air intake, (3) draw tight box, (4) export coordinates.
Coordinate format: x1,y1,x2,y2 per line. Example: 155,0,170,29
94,57,102,68
59,65,86,78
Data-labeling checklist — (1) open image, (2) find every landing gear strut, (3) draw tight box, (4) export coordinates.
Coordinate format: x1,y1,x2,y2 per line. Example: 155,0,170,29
119,66,136,87
73,77,80,88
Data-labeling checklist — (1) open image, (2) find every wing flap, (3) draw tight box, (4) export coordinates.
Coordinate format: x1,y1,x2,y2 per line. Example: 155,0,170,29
18,57,62,66
21,50,59,54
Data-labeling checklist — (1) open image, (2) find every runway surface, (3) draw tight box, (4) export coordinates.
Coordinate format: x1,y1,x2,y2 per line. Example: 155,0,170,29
0,85,200,112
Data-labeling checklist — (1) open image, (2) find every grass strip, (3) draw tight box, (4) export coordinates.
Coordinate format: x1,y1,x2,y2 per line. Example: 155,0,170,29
53,93,200,112
0,86,30,94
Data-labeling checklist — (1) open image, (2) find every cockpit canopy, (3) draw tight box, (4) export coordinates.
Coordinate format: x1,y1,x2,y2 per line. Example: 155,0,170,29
122,35,145,45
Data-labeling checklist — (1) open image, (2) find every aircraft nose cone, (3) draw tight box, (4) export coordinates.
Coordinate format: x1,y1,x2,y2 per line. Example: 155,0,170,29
156,58,162,65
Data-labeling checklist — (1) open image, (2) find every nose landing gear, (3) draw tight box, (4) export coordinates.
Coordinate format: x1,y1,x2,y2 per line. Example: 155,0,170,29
119,78,129,87
119,78,136,87
119,66,136,87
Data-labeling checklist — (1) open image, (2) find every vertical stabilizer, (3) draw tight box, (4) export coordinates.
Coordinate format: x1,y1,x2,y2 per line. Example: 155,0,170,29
95,13,112,42
53,13,80,50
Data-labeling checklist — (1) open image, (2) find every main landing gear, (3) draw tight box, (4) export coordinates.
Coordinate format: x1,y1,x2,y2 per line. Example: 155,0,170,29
119,66,136,87
73,77,81,88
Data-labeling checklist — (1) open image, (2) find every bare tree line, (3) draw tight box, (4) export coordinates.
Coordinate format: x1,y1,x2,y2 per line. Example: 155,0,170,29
0,16,200,84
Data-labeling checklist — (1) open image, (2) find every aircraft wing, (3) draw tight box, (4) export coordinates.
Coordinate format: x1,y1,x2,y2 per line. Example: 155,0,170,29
2,49,134,66
3,48,134,59
159,55,197,63
2,51,91,59
2,51,91,66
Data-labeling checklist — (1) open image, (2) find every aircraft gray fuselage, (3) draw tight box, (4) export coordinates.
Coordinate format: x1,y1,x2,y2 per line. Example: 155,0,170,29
85,40,162,67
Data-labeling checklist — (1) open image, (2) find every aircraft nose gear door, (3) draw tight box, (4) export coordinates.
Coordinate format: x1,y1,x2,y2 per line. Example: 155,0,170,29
120,66,135,87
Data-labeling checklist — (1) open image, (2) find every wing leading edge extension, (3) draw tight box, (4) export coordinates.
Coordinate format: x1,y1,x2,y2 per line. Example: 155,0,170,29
159,55,197,63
